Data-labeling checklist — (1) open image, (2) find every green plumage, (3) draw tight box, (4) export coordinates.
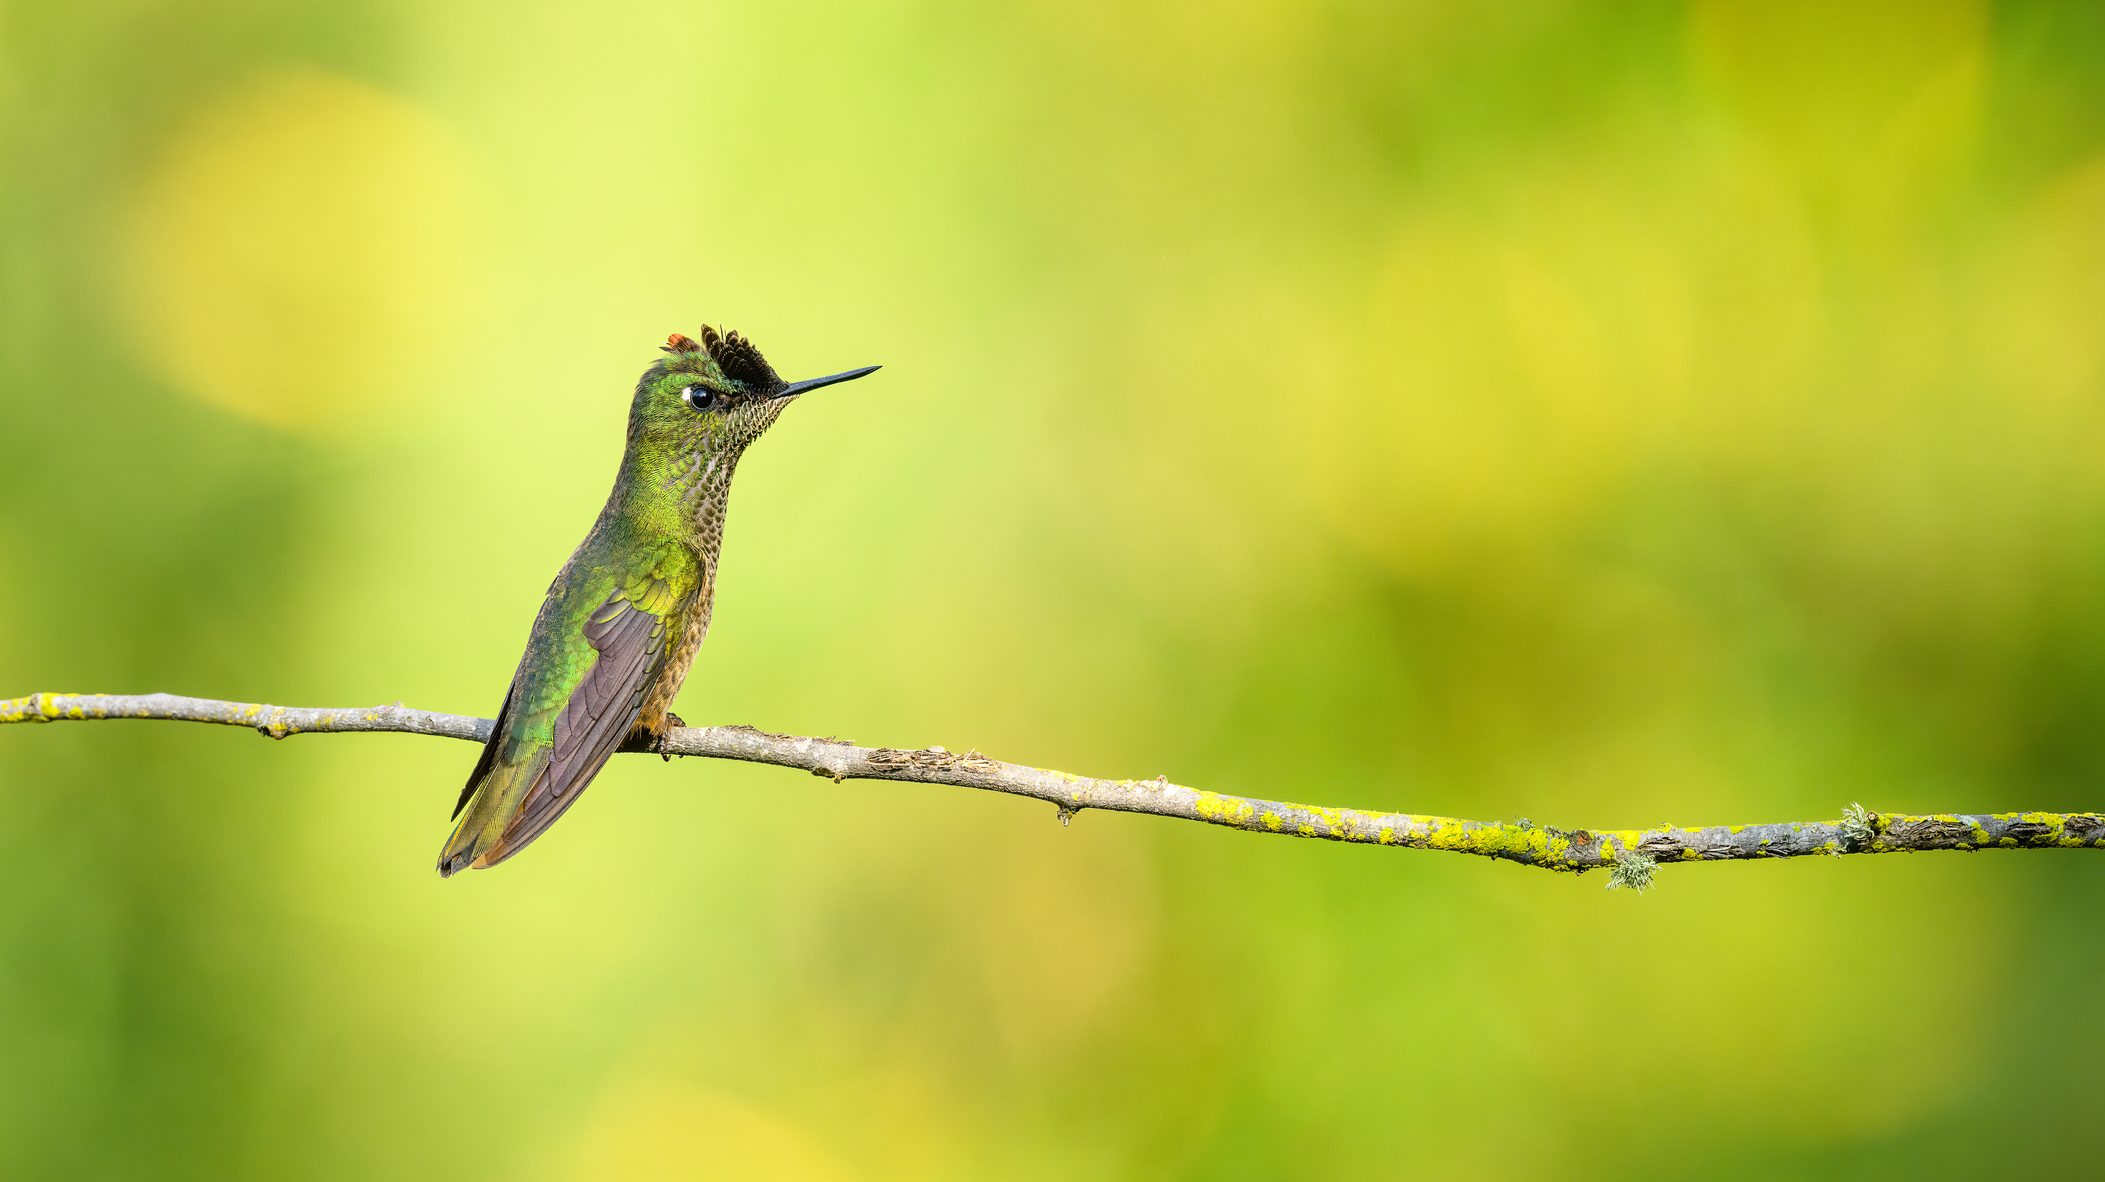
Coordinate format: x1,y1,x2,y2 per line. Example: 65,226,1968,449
438,327,878,876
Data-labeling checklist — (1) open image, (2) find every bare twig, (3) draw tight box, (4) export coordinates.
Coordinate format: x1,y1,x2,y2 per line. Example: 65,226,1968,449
5,691,2101,879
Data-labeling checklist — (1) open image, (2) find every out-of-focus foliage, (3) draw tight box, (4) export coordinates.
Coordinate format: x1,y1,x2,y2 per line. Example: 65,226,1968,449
3,1,2101,1176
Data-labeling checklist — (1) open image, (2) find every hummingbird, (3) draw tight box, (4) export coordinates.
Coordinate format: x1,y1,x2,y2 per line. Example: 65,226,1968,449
437,325,879,876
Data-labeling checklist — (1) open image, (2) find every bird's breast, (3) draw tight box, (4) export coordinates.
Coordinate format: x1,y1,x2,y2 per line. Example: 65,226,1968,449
637,589,713,733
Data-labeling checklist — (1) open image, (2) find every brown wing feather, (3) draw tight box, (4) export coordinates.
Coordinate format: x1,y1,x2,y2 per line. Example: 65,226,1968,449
473,596,670,869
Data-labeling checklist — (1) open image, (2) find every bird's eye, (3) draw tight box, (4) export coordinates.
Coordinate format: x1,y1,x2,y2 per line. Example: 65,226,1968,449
680,385,718,412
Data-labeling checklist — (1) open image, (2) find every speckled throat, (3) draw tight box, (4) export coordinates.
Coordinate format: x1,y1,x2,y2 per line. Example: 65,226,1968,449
660,397,786,561
632,399,788,732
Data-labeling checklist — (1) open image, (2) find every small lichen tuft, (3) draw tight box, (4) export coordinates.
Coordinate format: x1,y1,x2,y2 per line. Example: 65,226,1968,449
1607,851,1657,894
1839,802,1876,851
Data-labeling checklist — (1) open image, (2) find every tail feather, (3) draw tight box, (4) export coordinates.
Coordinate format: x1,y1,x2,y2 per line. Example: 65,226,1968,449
453,684,518,821
437,743,550,877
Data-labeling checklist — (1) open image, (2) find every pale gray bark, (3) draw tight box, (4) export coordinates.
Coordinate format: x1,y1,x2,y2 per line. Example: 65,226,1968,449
7,691,2100,885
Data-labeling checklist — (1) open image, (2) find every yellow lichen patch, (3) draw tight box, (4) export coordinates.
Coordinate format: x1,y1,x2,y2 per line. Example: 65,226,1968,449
1417,819,1575,866
1191,793,1258,826
1296,804,1367,838
2013,810,2091,848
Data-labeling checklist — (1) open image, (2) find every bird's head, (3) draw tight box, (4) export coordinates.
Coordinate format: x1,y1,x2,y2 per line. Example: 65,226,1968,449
628,325,878,462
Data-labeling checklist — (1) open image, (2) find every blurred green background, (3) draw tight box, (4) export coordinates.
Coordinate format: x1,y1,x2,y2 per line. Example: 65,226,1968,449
4,0,2102,1176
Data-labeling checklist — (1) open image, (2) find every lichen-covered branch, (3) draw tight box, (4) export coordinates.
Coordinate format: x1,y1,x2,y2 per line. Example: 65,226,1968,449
6,691,2101,882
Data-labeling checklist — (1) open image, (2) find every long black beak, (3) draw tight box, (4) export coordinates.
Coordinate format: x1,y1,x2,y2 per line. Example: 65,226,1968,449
774,365,881,399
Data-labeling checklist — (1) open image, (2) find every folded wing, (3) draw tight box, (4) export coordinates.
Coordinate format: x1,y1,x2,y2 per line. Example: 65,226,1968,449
438,542,694,875
474,595,667,867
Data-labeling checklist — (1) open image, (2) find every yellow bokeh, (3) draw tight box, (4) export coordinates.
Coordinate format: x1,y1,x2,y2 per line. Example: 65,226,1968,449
561,1083,852,1182
110,67,482,430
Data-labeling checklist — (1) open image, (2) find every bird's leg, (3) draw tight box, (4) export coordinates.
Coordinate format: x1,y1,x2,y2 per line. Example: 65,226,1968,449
630,712,687,761
656,712,686,761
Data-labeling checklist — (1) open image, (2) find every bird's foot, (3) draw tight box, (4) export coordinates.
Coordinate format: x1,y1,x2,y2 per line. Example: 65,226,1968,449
655,712,687,761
